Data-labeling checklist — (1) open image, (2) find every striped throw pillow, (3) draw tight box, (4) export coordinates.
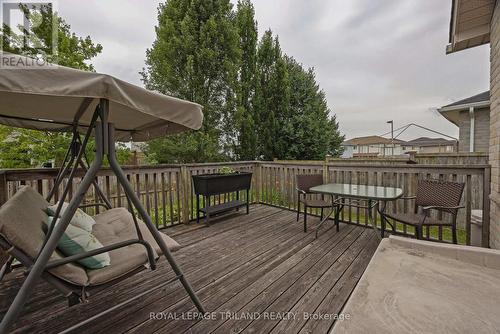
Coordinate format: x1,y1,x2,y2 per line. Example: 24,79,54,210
47,202,96,233
45,217,111,269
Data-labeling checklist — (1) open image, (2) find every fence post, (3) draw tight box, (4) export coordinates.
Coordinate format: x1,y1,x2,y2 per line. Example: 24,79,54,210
255,162,262,204
323,159,329,182
180,165,190,224
0,172,8,207
465,174,472,246
252,161,260,204
482,166,491,248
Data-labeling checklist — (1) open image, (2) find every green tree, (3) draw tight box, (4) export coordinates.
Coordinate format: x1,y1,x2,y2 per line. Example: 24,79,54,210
278,57,344,159
142,0,241,163
1,4,102,70
252,41,344,160
253,30,290,160
328,115,344,157
0,130,75,168
234,0,258,160
143,0,343,163
0,5,132,167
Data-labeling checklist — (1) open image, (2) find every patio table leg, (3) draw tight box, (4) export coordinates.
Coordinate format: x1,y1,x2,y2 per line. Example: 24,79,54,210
315,196,342,239
367,200,382,240
379,202,385,238
376,200,396,238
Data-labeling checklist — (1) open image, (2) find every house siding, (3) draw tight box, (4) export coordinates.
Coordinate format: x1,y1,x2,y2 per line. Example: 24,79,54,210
417,145,455,153
490,0,500,249
458,107,490,153
458,110,469,152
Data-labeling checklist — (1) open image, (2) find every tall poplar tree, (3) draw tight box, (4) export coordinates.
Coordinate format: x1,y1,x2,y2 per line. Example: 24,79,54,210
254,30,290,160
252,33,343,160
281,57,344,159
142,0,240,163
234,0,258,160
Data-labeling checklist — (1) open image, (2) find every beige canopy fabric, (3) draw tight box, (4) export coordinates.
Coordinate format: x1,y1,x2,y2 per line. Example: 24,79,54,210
0,52,203,141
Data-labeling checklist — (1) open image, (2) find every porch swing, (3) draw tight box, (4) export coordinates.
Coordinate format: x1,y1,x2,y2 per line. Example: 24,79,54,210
0,52,205,333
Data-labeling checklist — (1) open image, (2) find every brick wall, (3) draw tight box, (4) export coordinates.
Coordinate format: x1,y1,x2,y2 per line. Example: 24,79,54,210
490,1,500,249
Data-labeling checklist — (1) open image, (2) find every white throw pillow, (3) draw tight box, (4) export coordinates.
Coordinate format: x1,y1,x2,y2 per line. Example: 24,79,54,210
47,202,96,232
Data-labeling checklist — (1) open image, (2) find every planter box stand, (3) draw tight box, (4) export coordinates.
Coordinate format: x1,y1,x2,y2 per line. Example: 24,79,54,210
192,172,252,225
196,190,250,225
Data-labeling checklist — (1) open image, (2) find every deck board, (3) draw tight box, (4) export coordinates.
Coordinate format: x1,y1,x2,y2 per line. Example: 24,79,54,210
238,229,374,334
0,205,378,334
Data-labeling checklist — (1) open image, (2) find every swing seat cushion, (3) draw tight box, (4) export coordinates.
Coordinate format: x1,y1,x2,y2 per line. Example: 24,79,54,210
87,208,181,285
0,186,181,287
0,186,88,286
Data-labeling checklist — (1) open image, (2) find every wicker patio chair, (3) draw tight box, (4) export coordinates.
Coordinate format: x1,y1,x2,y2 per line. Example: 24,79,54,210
296,174,332,232
384,179,465,244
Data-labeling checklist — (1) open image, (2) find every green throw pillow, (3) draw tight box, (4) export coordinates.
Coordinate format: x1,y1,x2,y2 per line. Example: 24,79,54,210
47,202,96,232
45,217,111,269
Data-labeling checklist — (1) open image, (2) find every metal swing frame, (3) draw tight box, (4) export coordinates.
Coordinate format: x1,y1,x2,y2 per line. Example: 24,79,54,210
0,98,205,333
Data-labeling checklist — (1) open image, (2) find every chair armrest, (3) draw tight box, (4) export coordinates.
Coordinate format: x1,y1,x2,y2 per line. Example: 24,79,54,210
422,205,465,212
42,239,157,271
79,203,110,210
398,196,416,200
296,188,306,195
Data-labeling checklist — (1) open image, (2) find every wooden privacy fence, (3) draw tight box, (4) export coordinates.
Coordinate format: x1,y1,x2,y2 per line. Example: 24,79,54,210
0,162,257,230
0,161,490,246
257,161,491,247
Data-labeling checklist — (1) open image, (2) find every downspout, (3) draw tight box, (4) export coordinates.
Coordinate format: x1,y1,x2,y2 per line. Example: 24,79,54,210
469,106,475,152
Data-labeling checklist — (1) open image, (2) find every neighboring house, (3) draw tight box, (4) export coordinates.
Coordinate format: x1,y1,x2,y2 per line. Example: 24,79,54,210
404,137,457,153
438,91,489,153
130,142,147,165
341,136,406,158
340,144,355,158
446,0,499,248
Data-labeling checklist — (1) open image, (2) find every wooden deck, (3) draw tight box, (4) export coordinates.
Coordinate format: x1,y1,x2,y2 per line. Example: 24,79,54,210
0,205,379,334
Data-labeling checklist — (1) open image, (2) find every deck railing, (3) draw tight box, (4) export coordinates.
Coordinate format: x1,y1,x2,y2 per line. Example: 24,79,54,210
0,162,257,229
0,160,490,247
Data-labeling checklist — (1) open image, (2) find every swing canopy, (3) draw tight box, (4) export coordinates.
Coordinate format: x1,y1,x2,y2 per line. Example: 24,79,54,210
0,52,203,141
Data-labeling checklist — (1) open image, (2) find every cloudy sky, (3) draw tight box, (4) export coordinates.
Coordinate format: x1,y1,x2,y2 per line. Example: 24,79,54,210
58,0,490,140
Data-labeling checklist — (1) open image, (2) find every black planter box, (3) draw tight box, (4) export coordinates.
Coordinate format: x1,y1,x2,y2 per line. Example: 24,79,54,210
192,172,252,224
192,172,252,195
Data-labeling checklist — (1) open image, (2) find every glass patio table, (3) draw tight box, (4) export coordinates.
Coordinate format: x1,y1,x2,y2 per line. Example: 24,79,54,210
309,183,403,239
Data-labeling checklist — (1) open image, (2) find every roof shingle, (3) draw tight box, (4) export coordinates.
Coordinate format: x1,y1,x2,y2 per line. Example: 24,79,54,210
442,91,489,108
404,137,456,147
342,136,406,146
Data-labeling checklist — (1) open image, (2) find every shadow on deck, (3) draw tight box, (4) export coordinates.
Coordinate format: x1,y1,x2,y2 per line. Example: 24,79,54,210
0,205,379,334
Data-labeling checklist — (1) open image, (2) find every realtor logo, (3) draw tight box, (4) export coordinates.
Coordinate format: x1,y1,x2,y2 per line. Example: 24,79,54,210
0,0,58,68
